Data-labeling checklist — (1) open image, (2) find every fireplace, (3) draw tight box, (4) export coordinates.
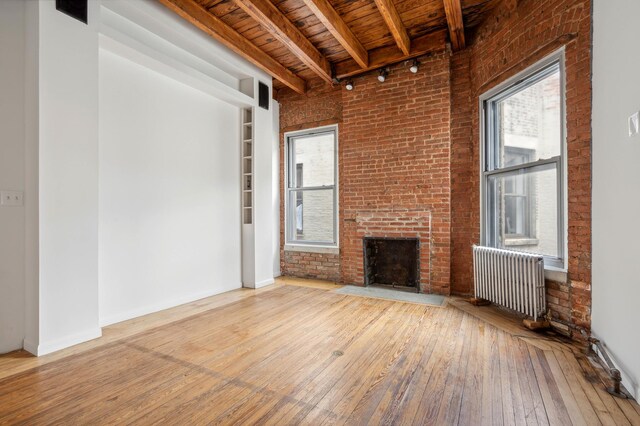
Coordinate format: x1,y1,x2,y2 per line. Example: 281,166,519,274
363,237,420,291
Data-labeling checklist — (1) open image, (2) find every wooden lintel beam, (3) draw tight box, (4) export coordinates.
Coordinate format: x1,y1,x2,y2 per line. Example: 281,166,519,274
158,0,306,94
443,0,465,51
373,0,410,55
334,30,446,80
234,0,333,83
301,0,368,69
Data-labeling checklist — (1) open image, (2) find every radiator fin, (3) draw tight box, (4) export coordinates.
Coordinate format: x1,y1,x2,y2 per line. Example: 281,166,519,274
473,246,546,321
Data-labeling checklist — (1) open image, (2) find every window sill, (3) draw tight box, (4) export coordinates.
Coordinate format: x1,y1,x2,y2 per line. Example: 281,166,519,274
504,238,539,247
284,244,339,255
544,267,568,283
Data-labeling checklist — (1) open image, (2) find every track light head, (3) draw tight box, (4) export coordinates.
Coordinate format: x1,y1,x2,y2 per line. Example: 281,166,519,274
345,80,354,91
409,59,419,74
378,68,388,82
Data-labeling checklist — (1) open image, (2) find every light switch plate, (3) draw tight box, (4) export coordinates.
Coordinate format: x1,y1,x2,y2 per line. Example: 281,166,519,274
629,111,639,137
1,191,24,206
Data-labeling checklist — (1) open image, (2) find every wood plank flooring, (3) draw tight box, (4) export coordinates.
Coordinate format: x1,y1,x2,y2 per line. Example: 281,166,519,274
0,279,638,425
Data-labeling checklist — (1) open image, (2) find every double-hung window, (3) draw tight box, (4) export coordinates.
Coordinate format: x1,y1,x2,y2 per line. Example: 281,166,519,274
481,51,566,269
286,126,338,247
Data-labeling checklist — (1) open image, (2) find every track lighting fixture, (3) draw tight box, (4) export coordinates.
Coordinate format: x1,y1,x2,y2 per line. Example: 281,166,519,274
377,68,388,83
345,80,354,91
409,59,419,74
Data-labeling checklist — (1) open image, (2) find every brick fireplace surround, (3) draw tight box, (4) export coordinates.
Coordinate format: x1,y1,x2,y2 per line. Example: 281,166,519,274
277,0,592,341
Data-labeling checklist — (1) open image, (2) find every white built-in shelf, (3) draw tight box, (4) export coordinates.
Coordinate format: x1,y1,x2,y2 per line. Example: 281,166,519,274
241,107,253,225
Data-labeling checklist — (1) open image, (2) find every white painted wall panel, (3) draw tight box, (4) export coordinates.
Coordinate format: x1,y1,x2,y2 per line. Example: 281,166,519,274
592,0,640,402
98,50,242,325
0,0,26,354
36,0,101,354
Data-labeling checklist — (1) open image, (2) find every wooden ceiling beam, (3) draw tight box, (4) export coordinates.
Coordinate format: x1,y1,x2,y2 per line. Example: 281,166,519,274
373,0,410,55
301,0,369,69
443,0,465,51
334,29,447,80
234,0,333,83
158,0,306,94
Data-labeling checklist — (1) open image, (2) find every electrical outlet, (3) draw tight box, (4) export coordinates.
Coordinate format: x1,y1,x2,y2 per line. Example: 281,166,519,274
629,111,639,137
0,191,24,206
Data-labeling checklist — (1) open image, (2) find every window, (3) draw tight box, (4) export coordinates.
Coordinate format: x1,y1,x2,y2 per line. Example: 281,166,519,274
481,52,565,269
286,126,337,246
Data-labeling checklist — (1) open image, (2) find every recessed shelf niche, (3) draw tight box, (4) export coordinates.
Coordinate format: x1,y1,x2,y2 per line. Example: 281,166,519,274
241,107,253,224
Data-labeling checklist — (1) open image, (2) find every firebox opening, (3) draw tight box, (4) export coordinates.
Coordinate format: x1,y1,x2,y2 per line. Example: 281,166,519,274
363,237,420,292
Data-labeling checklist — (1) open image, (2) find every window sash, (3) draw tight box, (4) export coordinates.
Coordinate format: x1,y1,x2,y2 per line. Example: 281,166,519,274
287,130,336,190
480,51,566,269
286,187,336,245
484,61,561,173
285,127,338,247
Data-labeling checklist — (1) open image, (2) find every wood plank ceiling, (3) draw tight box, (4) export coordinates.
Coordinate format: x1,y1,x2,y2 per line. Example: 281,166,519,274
159,0,503,94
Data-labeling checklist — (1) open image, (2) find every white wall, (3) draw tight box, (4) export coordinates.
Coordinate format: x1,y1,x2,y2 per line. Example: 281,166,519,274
30,0,102,355
252,104,277,287
0,0,26,354
272,101,281,277
592,0,640,402
98,49,242,325
3,0,279,356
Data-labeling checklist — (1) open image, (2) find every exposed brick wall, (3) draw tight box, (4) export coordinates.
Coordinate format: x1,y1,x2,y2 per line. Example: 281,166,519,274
277,54,452,294
282,251,340,282
278,79,342,281
450,0,592,338
277,0,592,338
340,53,451,294
450,50,474,295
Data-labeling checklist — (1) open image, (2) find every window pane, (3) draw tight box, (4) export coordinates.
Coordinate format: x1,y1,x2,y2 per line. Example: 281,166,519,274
496,66,561,168
488,165,558,258
291,132,335,188
289,189,334,243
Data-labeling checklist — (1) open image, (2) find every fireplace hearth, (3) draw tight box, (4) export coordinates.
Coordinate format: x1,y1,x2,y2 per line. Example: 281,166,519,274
363,237,420,292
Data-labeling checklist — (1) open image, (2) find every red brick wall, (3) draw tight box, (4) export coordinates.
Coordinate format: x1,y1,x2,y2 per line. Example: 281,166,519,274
340,53,451,294
277,54,452,294
277,0,592,337
281,250,340,282
450,0,592,338
449,50,474,295
278,79,343,281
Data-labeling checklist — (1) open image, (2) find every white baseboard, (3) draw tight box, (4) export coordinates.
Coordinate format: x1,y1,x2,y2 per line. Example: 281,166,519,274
29,328,103,356
255,278,275,288
99,286,239,327
243,278,275,289
22,339,39,356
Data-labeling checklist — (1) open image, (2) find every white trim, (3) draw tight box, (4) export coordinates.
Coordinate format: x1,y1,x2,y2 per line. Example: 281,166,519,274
285,244,339,254
30,328,103,356
99,286,238,327
284,124,339,248
243,278,275,289
99,0,270,82
254,278,275,288
22,339,39,356
99,6,254,108
479,48,567,271
544,268,568,283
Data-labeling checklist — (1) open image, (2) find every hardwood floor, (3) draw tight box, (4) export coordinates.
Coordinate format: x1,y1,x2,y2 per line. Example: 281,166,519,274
1,279,639,425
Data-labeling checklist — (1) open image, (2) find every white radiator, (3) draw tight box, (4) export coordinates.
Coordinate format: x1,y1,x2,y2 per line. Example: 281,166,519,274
473,245,546,321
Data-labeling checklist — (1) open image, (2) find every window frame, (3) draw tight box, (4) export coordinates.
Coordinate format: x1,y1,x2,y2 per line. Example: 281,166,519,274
284,125,339,248
479,49,567,271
